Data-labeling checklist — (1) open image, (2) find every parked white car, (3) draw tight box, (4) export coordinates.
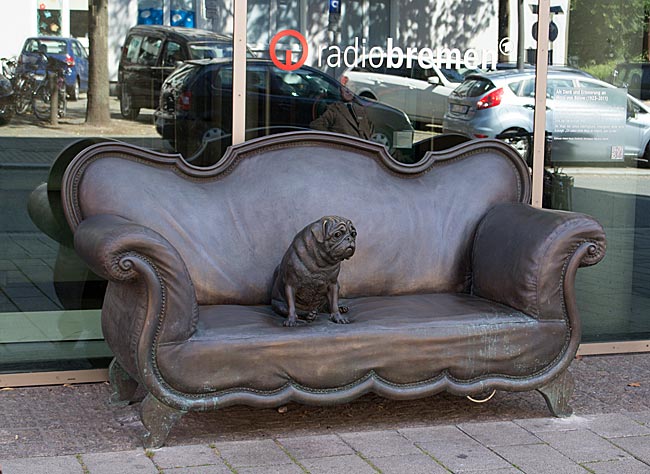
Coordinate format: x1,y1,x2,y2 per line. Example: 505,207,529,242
341,53,479,127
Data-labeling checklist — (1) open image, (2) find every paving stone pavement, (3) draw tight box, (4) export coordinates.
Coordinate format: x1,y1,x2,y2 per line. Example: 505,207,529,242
1,413,650,474
0,354,649,473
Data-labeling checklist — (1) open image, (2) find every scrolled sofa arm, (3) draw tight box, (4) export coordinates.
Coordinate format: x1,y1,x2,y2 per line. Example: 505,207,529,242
472,203,606,321
74,214,199,344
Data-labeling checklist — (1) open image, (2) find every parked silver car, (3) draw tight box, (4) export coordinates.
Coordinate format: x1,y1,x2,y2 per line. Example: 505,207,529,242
443,70,650,166
341,53,479,128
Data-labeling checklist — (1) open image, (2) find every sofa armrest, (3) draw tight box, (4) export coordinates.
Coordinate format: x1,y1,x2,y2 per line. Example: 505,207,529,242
74,214,199,346
472,203,606,321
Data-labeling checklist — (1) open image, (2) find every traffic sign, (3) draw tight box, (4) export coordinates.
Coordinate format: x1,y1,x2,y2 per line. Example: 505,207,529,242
532,21,559,42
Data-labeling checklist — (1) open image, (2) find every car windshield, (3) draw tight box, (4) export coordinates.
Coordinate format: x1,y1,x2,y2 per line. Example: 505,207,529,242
25,39,67,55
274,68,340,99
453,78,494,98
189,42,233,59
439,67,468,83
167,63,199,88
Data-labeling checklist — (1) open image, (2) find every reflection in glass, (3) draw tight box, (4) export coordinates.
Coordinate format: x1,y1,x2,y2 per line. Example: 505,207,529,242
138,0,163,25
548,1,650,342
1,139,113,374
171,0,196,28
158,60,416,166
37,10,62,37
4,0,649,381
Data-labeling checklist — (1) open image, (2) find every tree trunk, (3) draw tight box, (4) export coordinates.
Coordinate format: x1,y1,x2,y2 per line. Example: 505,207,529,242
498,0,510,63
86,0,111,125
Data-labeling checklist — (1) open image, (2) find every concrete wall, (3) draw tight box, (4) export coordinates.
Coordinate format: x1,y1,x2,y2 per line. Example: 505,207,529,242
0,2,36,59
108,0,138,81
262,0,500,73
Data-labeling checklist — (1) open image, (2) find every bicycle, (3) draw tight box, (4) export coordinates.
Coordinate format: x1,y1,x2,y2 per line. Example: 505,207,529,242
12,67,41,115
0,57,16,124
32,55,67,121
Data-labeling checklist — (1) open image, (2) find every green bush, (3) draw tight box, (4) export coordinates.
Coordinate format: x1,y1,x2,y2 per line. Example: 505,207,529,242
582,61,620,82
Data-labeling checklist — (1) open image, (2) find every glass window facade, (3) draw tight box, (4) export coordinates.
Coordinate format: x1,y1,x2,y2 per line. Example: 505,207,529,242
1,0,649,378
545,1,650,342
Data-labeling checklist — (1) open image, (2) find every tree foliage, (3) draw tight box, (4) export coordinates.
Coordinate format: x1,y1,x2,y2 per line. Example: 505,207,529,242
568,0,650,66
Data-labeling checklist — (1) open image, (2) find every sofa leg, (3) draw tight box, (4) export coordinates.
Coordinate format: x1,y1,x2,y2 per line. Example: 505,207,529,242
108,358,139,406
140,393,185,449
537,370,575,418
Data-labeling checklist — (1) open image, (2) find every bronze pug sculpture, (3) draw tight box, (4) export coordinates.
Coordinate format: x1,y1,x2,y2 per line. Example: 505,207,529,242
272,216,356,326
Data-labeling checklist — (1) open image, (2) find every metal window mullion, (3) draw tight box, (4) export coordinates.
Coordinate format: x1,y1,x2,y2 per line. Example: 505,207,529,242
531,0,550,208
232,0,248,145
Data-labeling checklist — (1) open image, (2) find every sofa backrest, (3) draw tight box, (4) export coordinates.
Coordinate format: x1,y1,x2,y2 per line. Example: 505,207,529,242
62,132,530,305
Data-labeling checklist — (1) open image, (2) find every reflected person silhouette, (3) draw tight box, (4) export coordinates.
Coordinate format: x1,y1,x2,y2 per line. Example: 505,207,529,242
310,86,375,140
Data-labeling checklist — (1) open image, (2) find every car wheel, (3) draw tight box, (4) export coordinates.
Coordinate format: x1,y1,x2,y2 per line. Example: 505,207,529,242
359,91,377,100
202,127,226,145
120,86,140,120
640,143,650,169
500,128,531,165
68,77,80,101
371,130,393,152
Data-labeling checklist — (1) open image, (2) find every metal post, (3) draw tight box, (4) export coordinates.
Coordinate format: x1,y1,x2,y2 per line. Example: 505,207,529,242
49,72,59,126
531,0,550,208
232,0,247,145
517,0,525,69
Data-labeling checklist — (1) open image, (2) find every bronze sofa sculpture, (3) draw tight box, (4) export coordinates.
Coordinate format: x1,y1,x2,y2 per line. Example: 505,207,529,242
60,131,606,448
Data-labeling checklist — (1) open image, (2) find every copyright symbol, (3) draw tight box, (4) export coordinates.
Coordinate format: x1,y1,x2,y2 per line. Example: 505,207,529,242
499,37,513,56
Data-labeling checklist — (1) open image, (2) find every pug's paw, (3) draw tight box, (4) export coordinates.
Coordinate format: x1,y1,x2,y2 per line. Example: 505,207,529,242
330,312,350,324
283,316,299,327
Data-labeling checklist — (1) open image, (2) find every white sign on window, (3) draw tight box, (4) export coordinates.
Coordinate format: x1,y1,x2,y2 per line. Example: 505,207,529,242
39,0,63,9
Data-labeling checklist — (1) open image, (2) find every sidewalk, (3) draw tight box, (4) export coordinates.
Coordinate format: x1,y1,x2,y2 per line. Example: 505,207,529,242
2,412,650,474
1,354,649,473
0,96,166,170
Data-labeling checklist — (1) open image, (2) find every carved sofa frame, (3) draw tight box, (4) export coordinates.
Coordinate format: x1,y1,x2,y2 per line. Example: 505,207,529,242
60,131,606,447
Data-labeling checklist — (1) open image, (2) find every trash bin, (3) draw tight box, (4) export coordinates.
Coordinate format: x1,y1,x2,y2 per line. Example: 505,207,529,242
543,167,574,211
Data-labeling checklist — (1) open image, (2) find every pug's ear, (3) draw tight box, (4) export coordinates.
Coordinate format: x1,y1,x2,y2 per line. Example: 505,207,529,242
310,218,328,243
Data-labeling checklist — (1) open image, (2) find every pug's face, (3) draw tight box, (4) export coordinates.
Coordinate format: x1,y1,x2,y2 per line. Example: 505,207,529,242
311,216,356,262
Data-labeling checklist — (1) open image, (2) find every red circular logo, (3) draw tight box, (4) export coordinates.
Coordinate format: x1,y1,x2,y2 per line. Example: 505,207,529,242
269,30,308,71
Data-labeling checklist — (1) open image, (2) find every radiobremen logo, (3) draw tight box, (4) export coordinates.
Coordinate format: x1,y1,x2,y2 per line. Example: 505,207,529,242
269,30,499,72
270,30,308,71
318,37,498,70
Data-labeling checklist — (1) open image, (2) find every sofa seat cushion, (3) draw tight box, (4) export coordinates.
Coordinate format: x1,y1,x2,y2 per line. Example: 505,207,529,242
157,293,567,394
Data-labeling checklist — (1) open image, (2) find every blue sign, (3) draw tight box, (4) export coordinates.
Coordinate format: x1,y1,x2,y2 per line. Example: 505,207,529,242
171,10,195,28
329,0,341,14
138,8,163,25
